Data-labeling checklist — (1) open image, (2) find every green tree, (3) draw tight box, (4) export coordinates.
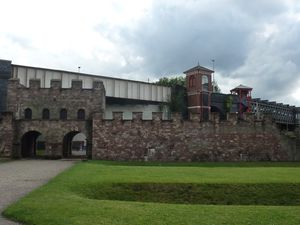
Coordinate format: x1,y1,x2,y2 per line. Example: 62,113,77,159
155,76,186,87
224,95,233,113
155,76,187,117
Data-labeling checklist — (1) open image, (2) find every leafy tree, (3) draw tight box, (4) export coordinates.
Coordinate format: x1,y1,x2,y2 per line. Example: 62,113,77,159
155,76,187,117
224,95,233,113
155,76,186,87
155,76,221,117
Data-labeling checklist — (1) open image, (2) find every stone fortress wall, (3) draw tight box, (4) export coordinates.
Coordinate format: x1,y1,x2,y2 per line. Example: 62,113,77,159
0,77,299,161
1,78,104,158
6,78,105,120
0,112,13,157
92,111,298,161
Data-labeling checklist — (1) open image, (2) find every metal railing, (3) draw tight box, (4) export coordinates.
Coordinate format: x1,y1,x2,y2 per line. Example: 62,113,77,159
249,99,296,125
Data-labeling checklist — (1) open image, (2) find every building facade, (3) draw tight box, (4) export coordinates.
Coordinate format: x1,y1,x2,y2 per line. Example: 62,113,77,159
0,60,299,161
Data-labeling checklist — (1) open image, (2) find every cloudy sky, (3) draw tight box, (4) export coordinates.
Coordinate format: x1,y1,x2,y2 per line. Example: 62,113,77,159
0,0,300,106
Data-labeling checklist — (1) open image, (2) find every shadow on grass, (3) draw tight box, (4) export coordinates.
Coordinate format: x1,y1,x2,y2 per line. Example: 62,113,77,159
76,182,300,206
91,160,300,167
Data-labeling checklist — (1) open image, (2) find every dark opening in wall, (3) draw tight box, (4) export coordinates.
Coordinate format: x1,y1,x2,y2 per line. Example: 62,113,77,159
21,130,42,157
77,109,85,120
42,108,50,120
24,108,32,120
60,108,67,120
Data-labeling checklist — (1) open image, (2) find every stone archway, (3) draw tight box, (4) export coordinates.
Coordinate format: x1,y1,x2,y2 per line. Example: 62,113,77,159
21,131,44,158
62,131,87,158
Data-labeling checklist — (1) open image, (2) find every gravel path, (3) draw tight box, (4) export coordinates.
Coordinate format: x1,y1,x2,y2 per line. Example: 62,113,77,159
0,159,75,225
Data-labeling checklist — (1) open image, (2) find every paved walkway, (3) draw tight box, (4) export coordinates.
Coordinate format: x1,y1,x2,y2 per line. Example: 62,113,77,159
0,159,75,225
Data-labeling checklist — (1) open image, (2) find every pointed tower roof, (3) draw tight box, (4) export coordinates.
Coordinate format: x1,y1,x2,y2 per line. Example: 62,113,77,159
183,65,214,74
230,84,252,92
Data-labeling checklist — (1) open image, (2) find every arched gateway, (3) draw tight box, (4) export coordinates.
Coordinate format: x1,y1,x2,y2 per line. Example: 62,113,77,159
21,131,44,157
6,78,104,159
63,131,87,158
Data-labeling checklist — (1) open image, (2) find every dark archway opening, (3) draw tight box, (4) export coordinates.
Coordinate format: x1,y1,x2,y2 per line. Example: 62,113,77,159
21,131,45,158
63,131,87,158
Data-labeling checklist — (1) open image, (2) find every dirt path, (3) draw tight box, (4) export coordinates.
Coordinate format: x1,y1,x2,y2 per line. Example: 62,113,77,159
0,159,75,225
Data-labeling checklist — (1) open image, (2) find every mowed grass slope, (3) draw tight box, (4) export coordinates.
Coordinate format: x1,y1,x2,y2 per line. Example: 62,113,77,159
3,161,300,225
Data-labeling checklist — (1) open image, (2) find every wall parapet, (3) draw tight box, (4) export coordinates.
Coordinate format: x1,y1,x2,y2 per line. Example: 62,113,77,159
94,111,275,128
7,78,105,121
92,110,296,162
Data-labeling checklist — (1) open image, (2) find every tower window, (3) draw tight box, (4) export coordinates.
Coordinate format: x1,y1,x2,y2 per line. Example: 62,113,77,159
77,109,85,120
60,108,67,120
189,76,195,88
42,108,50,120
202,75,209,91
24,108,32,120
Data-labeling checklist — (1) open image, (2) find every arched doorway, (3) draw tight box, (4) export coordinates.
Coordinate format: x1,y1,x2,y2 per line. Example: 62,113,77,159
21,131,45,158
63,131,87,158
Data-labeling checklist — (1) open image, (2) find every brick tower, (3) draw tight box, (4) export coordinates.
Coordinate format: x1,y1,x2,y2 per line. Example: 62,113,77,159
184,65,214,121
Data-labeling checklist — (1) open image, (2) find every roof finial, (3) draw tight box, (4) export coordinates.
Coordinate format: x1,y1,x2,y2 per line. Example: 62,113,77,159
197,61,200,66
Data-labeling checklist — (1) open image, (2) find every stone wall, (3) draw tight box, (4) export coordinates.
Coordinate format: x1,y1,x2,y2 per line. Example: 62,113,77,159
1,77,298,161
0,112,14,157
4,78,105,158
92,112,296,161
7,78,105,120
12,119,92,158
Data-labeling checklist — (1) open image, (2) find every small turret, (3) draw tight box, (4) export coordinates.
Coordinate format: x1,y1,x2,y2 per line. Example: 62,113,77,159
230,84,252,118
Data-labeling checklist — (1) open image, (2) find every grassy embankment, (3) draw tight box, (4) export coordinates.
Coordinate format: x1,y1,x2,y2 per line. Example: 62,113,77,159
3,161,300,225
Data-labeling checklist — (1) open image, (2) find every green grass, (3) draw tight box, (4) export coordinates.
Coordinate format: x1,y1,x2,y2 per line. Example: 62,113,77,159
3,161,300,225
81,183,300,205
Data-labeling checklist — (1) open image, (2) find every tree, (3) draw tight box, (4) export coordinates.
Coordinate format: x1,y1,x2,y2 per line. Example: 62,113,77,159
224,95,233,113
155,76,188,117
155,76,185,87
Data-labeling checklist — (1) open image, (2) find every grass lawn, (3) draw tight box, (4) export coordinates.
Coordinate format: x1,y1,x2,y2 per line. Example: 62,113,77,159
3,161,300,225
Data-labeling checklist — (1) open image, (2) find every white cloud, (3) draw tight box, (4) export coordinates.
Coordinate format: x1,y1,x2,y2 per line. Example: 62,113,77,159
0,0,299,106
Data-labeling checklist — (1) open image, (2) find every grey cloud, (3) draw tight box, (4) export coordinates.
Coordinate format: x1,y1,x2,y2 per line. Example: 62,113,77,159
231,16,300,104
96,0,299,104
116,1,256,75
233,0,288,19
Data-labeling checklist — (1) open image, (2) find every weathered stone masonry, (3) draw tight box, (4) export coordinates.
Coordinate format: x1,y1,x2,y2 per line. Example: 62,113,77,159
0,112,13,157
92,112,297,161
0,78,299,161
2,78,105,158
